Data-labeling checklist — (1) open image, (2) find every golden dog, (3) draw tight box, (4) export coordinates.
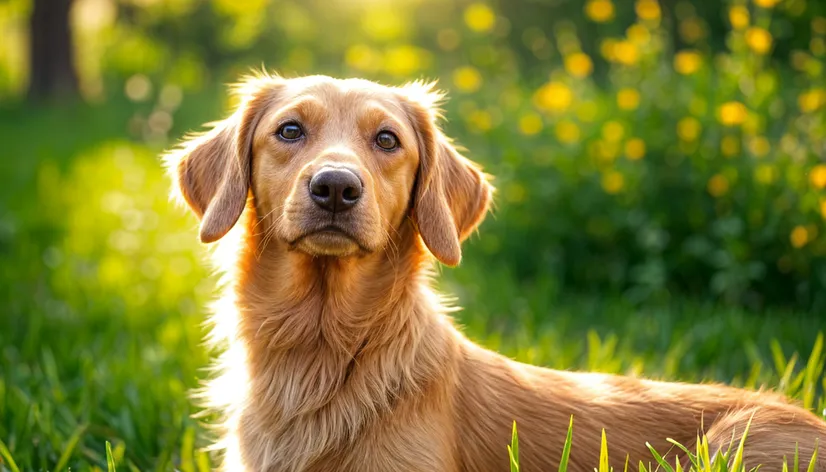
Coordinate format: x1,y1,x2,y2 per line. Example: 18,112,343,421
165,72,826,471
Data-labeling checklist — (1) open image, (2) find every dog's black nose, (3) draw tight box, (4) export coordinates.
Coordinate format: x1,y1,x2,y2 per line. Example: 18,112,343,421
309,168,362,213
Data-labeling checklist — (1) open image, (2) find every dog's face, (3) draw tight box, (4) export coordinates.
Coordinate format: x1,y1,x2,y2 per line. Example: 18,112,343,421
166,74,493,266
251,78,422,258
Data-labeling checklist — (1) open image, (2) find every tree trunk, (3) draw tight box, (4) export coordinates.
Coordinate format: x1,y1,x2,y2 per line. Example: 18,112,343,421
28,0,78,101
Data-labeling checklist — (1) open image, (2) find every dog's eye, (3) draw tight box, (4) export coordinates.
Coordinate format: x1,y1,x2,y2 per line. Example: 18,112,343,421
277,123,304,141
376,131,399,151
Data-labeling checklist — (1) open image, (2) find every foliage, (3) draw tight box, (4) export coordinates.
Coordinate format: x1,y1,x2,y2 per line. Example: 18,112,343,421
0,102,823,469
4,0,826,307
0,0,825,469
509,406,822,471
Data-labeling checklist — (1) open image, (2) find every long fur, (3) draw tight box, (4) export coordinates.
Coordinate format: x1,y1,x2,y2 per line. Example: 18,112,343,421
166,73,826,472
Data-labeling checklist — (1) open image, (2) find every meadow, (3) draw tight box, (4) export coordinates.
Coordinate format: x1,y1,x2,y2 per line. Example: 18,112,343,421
1,0,825,470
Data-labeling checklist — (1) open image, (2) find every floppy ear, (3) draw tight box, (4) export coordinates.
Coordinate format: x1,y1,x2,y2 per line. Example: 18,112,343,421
164,77,278,243
399,83,494,267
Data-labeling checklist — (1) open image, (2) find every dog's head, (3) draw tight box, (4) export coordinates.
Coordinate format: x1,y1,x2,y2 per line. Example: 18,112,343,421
166,73,493,266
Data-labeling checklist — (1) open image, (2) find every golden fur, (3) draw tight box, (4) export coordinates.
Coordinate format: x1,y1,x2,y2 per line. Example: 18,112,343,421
165,72,826,472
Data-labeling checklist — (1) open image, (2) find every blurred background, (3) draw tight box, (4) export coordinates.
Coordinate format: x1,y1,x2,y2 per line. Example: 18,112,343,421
1,0,825,469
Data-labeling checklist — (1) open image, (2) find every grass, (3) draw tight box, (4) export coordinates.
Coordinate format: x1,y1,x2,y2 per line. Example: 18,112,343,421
507,414,822,472
1,96,824,471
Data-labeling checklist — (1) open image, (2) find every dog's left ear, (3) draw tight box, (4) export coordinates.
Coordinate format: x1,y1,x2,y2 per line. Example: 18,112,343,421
398,82,494,267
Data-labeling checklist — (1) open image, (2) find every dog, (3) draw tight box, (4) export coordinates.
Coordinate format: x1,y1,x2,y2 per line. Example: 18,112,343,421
165,72,826,471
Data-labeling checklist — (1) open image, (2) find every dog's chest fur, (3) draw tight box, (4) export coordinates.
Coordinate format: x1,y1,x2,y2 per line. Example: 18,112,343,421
224,319,459,472
209,231,461,471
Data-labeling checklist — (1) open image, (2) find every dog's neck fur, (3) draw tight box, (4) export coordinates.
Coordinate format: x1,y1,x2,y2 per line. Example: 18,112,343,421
208,204,458,470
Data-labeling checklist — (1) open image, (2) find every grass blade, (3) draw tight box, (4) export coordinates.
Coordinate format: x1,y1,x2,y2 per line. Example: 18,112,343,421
55,423,89,471
730,413,755,472
559,416,573,472
0,437,21,472
805,439,819,472
181,426,196,472
106,440,117,472
646,442,675,472
508,421,519,472
667,437,699,470
795,442,800,472
508,445,519,472
599,429,610,472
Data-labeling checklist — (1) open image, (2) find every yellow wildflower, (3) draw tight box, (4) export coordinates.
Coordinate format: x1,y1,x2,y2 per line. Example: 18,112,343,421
464,3,496,33
384,45,425,76
345,45,381,72
518,113,543,136
602,121,625,142
555,120,581,144
614,41,639,65
798,89,825,113
754,164,776,184
635,0,660,20
627,24,650,44
624,138,646,160
468,109,492,131
754,0,779,8
585,0,615,23
707,174,730,197
746,27,773,54
600,38,618,61
677,117,702,141
593,141,620,162
453,66,482,93
790,226,809,248
534,82,573,112
674,50,702,74
718,101,748,126
617,88,641,110
729,6,749,29
810,164,826,189
565,53,594,78
601,171,625,194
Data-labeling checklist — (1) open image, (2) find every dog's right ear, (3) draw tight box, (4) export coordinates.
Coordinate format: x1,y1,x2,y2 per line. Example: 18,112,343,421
165,76,281,243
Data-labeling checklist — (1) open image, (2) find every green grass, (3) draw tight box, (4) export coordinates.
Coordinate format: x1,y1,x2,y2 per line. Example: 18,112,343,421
508,413,822,472
1,98,824,471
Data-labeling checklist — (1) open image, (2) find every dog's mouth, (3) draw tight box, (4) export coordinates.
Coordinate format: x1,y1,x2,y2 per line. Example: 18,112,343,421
289,225,372,256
